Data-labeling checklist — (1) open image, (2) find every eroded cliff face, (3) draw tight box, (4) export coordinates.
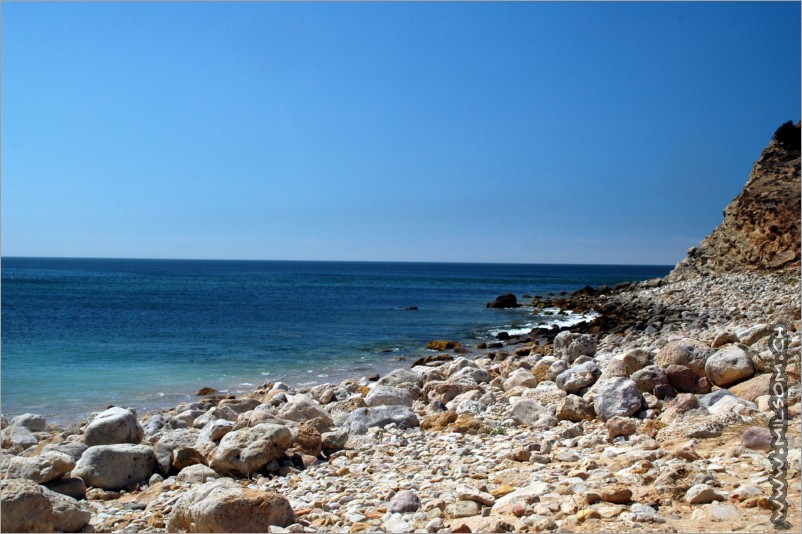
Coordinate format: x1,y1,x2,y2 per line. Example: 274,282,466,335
669,121,801,281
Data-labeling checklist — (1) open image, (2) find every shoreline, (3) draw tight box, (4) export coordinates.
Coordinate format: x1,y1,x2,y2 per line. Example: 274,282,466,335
2,268,800,533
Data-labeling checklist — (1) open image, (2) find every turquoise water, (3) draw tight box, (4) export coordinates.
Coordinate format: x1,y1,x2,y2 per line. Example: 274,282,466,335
1,258,671,424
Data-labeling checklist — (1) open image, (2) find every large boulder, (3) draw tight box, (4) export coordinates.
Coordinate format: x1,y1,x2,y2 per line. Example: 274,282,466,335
365,384,414,407
83,407,144,446
209,423,291,477
1,478,55,533
276,395,334,429
592,378,642,421
73,444,157,490
555,361,601,393
730,373,772,402
705,345,755,387
553,332,596,362
0,452,75,484
655,339,710,377
344,406,419,435
166,479,295,532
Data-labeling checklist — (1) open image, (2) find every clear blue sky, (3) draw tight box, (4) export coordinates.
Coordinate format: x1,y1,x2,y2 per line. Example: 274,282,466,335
2,1,799,264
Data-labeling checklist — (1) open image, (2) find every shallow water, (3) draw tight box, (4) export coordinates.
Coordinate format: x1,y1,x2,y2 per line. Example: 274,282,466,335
1,258,670,424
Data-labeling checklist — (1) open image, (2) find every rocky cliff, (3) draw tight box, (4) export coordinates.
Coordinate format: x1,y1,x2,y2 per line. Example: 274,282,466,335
669,121,801,280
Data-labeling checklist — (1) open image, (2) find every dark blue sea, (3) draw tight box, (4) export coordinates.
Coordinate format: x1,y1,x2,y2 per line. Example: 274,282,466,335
1,258,671,424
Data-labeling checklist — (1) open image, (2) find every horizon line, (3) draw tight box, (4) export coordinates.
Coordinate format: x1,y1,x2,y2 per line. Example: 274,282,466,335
0,254,676,268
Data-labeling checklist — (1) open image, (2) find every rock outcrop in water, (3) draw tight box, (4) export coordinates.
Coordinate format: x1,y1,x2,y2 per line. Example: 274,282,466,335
669,121,801,280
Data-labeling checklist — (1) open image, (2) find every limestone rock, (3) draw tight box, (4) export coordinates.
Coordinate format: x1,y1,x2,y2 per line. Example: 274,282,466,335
84,407,144,446
1,425,38,450
365,384,414,407
277,395,334,429
685,484,725,504
176,464,219,484
0,478,55,533
655,339,710,377
705,345,755,387
73,444,157,490
592,377,642,421
556,361,601,393
344,406,419,435
43,477,87,501
9,413,47,432
166,478,295,532
729,372,771,402
0,451,75,484
555,395,595,421
43,487,92,533
503,368,537,391
553,332,596,362
209,423,291,477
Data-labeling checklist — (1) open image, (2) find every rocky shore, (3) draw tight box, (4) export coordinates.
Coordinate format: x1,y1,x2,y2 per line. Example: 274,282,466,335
2,124,800,533
2,269,800,533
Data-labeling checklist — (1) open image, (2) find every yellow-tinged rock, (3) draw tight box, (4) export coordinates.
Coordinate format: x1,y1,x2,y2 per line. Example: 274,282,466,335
490,484,516,498
576,509,601,522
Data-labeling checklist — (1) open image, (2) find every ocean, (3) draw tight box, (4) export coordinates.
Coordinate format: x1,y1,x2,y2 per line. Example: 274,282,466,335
1,258,671,424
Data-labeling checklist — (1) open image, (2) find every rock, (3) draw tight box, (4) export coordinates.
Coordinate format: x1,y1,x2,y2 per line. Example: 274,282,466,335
509,399,550,426
705,345,755,387
193,406,239,429
503,368,538,390
741,426,772,451
383,514,412,533
365,384,414,407
556,361,601,393
9,413,47,432
143,414,167,439
73,444,157,490
446,500,481,518
0,478,55,533
176,464,219,483
599,484,632,504
486,293,519,308
699,389,736,409
388,490,421,513
491,482,551,515
706,501,741,521
729,373,772,402
685,484,725,504
41,442,89,464
83,407,144,446
630,365,669,394
666,364,711,394
456,485,496,506
198,419,235,442
277,395,334,430
712,331,739,348
606,416,637,441
218,397,261,414
426,340,462,350
592,378,642,421
0,452,75,484
737,324,772,346
344,406,419,435
654,339,710,377
43,478,87,501
209,423,292,476
44,487,91,533
377,368,419,388
167,478,295,532
1,425,38,450
171,446,207,471
321,429,349,452
553,332,596,361
290,422,322,456
555,395,595,421
421,409,459,431
620,349,650,375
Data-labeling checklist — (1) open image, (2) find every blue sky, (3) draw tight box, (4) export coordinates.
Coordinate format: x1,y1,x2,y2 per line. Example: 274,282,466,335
2,1,799,264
